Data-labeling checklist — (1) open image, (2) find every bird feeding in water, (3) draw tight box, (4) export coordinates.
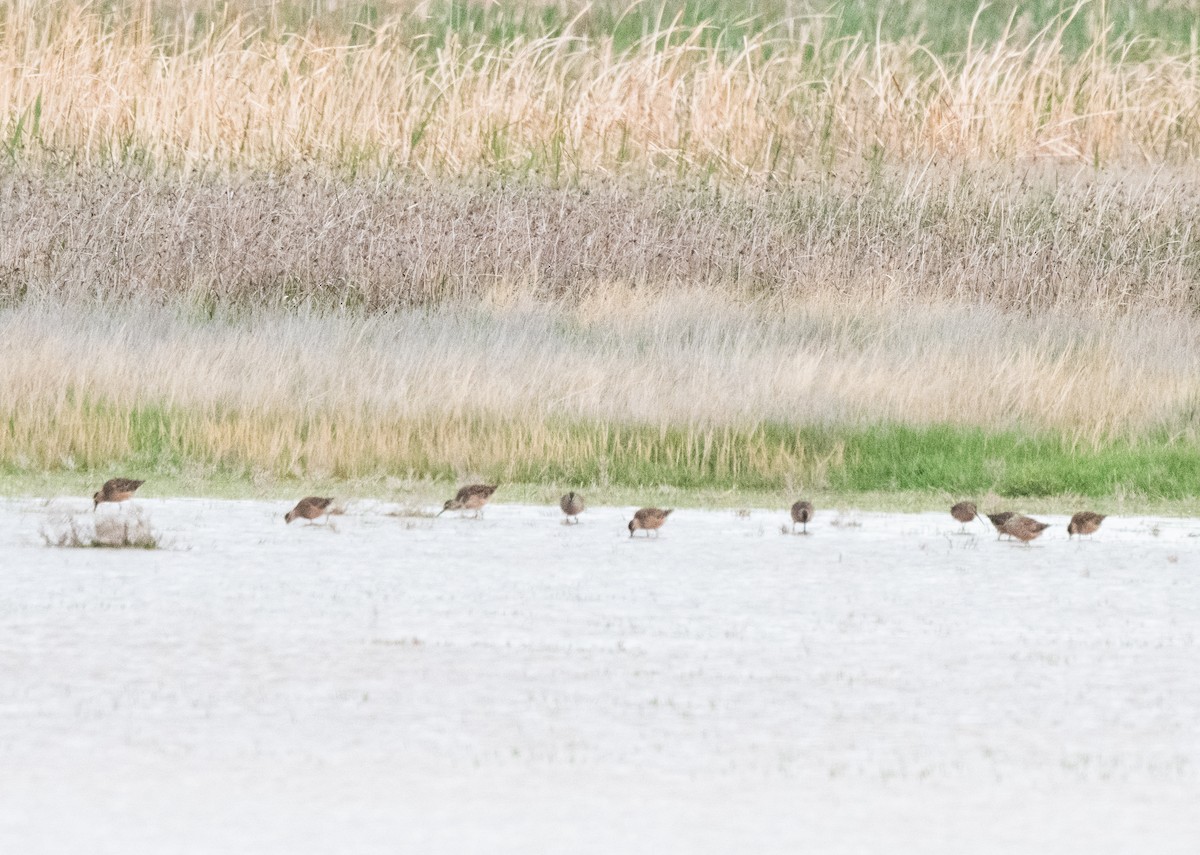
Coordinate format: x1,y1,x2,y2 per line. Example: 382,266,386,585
93,478,144,511
986,511,1015,540
438,484,498,519
284,497,334,525
1000,514,1051,545
628,507,672,537
950,501,982,533
1068,511,1106,539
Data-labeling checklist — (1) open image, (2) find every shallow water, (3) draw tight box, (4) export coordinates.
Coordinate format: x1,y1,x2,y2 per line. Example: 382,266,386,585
1,498,1198,853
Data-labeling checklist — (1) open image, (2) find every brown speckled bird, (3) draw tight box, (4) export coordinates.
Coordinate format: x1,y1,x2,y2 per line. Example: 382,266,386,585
93,478,144,511
987,512,1015,540
560,491,585,524
950,501,981,533
1000,514,1051,544
628,507,673,537
438,484,497,518
285,496,334,525
790,500,814,534
1068,511,1106,539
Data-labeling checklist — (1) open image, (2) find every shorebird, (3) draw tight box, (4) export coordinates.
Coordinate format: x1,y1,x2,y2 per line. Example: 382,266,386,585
1068,511,1106,539
1000,514,1051,545
790,500,814,534
986,511,1015,540
438,484,497,519
93,478,144,511
284,496,334,525
628,507,672,537
560,491,585,524
950,501,981,533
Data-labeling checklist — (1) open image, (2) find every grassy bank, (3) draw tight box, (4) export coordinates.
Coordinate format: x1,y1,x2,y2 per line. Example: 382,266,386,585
2,297,1198,504
4,421,1199,501
5,427,1200,518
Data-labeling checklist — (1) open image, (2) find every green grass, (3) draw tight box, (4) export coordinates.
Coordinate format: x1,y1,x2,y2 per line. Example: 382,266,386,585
52,0,1200,58
829,425,1200,498
340,1,1197,57
4,418,1199,509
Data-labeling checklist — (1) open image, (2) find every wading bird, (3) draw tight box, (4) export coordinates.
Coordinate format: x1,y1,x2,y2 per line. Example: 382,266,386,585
628,507,672,537
93,478,144,511
438,484,497,519
285,496,334,525
790,500,814,534
950,501,982,533
1000,514,1051,545
986,511,1015,540
560,492,585,524
1068,511,1106,539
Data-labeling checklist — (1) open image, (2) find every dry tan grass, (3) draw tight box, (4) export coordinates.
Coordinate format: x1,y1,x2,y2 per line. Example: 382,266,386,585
2,291,1196,481
2,1,1199,178
3,168,1198,311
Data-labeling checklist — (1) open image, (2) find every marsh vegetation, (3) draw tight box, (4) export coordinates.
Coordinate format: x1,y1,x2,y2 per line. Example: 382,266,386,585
2,0,1198,502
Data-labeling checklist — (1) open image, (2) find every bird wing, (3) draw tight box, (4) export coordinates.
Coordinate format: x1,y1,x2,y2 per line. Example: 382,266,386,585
295,496,333,513
457,484,495,501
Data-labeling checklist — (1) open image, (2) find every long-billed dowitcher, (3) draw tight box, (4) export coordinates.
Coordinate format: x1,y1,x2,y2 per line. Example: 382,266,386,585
93,478,144,511
628,507,672,537
438,484,497,519
950,501,981,533
1000,514,1051,544
986,511,1015,540
790,500,814,534
560,491,585,524
285,496,334,525
1068,511,1106,539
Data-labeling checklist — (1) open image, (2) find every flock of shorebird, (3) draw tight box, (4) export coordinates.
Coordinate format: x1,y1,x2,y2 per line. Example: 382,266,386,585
950,501,1106,543
89,479,1107,543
